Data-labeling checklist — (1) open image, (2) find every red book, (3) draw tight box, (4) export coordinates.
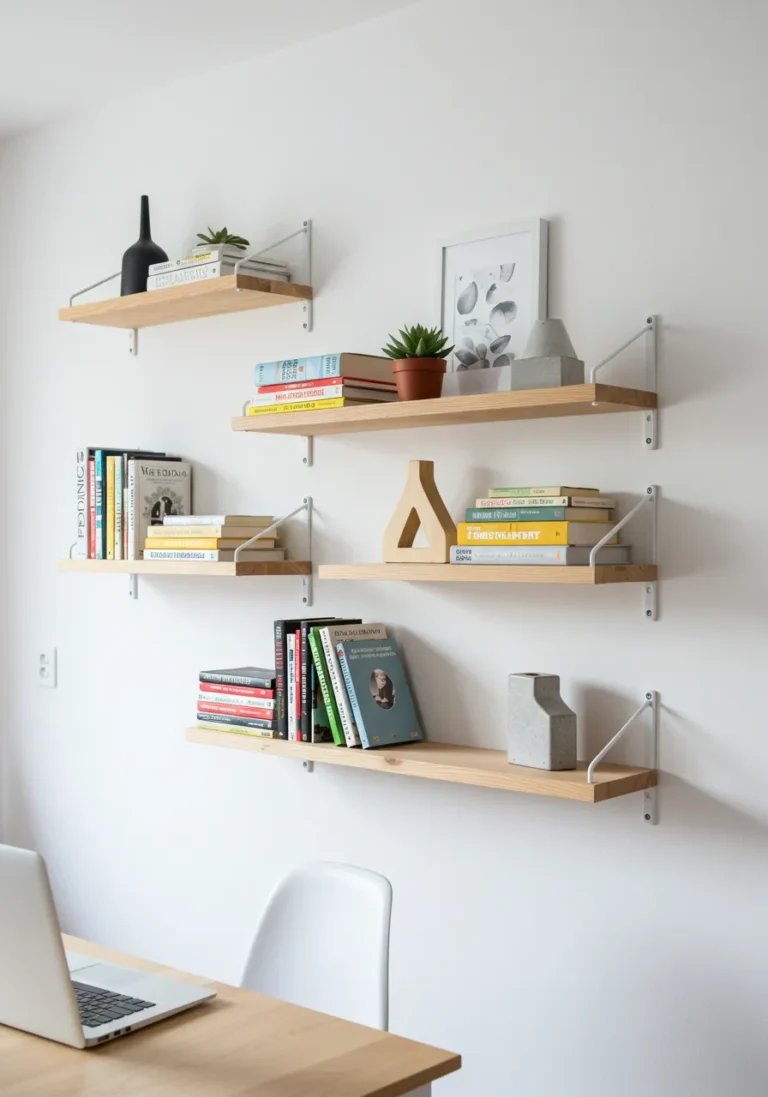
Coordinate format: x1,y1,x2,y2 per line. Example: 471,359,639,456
257,375,395,394
294,629,301,724
87,457,96,559
197,701,275,721
198,681,274,699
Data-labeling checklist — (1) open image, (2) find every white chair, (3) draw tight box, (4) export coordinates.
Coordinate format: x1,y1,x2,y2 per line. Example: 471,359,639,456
241,862,392,1030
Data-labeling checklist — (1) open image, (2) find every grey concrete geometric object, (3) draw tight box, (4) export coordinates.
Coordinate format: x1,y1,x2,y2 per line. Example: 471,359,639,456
507,673,578,771
509,355,585,390
521,318,579,360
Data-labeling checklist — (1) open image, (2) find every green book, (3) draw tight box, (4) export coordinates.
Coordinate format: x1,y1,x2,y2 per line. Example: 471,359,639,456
309,628,346,746
466,506,568,522
335,638,423,749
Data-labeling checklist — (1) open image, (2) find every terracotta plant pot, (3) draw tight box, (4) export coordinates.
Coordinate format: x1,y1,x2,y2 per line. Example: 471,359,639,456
392,358,447,401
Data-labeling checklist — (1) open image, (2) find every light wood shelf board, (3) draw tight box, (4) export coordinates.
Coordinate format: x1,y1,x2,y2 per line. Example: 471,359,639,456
58,558,311,577
231,384,656,437
186,728,656,803
317,563,657,585
58,274,312,330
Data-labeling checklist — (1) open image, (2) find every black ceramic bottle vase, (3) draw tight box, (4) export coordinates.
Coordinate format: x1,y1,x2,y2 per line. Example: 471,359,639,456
120,195,168,296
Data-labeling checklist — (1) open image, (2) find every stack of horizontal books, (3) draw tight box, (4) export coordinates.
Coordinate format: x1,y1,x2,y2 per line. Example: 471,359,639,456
246,353,397,417
450,485,630,566
144,514,285,562
196,667,277,737
147,246,289,291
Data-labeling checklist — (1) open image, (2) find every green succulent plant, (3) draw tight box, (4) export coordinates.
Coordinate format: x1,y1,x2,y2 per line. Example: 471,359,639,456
196,226,250,249
382,323,454,360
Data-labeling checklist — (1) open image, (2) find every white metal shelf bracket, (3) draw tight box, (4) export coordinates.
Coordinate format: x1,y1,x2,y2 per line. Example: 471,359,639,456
303,760,315,773
303,436,314,467
234,219,313,332
69,271,139,356
587,690,659,824
234,495,314,606
589,485,658,620
590,315,658,449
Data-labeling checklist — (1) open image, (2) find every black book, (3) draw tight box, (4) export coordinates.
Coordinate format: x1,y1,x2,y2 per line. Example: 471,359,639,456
199,666,276,689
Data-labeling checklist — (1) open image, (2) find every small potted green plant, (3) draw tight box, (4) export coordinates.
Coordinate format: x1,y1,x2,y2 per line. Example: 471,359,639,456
382,324,454,401
193,226,250,260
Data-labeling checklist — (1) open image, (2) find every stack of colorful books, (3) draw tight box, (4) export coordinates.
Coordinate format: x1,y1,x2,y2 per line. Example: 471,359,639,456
196,667,277,737
269,617,423,748
247,353,397,417
451,485,630,566
147,246,289,291
144,514,284,562
72,448,192,561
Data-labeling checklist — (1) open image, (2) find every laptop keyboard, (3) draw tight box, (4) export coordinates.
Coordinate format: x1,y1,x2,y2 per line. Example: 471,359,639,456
72,980,156,1029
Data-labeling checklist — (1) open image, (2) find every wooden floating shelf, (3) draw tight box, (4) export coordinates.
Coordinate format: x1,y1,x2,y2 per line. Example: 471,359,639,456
318,563,657,585
232,383,656,438
58,559,311,578
58,274,313,330
186,727,656,803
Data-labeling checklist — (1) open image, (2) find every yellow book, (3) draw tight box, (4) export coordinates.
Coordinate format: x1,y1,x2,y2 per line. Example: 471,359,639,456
458,521,618,548
144,537,277,550
246,397,345,416
106,456,116,561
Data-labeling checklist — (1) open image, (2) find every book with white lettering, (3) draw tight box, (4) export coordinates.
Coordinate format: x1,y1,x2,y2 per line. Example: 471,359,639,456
336,639,424,749
319,624,388,747
248,383,398,406
458,521,617,547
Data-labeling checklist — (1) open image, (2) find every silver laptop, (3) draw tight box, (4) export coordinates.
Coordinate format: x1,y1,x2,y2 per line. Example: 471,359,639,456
0,844,215,1048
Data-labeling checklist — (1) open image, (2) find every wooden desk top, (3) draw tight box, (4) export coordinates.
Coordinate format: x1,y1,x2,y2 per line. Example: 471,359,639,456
0,936,460,1096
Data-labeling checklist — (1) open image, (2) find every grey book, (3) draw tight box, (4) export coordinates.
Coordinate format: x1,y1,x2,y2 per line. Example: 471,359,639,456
450,545,632,565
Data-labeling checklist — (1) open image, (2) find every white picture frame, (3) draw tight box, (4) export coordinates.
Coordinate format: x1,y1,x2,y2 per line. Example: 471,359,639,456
438,219,549,395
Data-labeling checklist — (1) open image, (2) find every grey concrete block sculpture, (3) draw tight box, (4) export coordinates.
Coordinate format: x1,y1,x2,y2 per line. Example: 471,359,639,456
507,673,577,770
512,318,585,390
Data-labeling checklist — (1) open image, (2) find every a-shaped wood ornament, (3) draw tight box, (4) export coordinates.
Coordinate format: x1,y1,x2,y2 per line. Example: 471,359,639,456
382,460,458,563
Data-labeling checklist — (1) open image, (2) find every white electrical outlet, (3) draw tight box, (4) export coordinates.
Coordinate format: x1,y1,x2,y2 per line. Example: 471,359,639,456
38,649,57,689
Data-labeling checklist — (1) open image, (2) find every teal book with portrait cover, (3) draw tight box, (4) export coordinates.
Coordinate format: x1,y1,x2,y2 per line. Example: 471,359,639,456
335,638,424,749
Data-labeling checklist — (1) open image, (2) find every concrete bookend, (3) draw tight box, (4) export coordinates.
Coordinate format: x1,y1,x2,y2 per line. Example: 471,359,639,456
510,355,585,390
522,318,579,360
382,460,458,563
507,673,577,770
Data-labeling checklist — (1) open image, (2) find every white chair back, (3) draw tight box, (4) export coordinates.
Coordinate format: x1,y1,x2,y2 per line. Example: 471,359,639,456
241,861,392,1030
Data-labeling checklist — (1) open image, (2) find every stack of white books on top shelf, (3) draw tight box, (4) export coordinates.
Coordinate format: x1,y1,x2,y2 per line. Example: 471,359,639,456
147,246,290,291
143,514,285,562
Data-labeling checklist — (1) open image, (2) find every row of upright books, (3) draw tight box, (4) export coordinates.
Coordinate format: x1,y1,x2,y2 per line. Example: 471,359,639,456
195,618,423,749
147,245,290,291
246,353,397,417
450,485,630,566
73,449,191,560
144,514,284,562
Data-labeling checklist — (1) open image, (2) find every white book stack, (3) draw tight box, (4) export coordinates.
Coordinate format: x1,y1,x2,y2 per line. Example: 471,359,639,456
147,246,290,291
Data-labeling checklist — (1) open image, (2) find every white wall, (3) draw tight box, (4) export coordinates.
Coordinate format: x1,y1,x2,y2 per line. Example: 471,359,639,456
2,1,768,1093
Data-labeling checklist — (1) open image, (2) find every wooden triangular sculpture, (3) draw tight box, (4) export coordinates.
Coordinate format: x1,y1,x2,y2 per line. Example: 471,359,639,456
382,460,458,563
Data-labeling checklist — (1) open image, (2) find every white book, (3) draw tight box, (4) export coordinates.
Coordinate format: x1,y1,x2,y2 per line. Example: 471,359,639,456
287,634,297,742
149,248,288,274
319,624,388,747
196,691,275,709
73,447,90,558
147,524,271,539
450,545,632,565
476,495,615,509
163,514,272,526
143,548,285,561
147,262,289,291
